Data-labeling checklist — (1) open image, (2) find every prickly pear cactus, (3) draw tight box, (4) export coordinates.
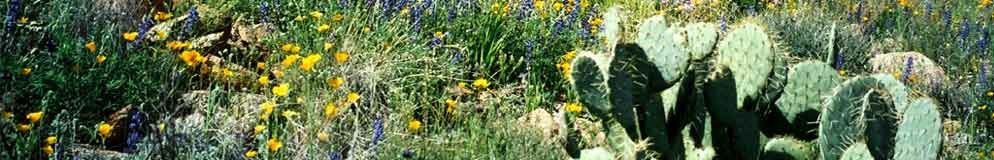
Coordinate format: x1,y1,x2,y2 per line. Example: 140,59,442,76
570,52,612,120
775,61,841,123
859,88,897,160
686,147,716,160
600,6,624,52
869,74,911,113
579,147,614,160
762,137,814,160
818,76,878,160
840,143,873,160
684,22,719,60
715,19,775,108
637,15,690,86
893,98,942,160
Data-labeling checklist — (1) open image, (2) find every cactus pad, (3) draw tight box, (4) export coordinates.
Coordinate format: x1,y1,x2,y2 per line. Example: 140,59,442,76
637,15,690,86
570,52,612,120
776,61,842,123
579,147,614,160
893,98,942,160
762,137,814,160
600,6,624,52
818,76,877,160
715,20,776,108
840,143,873,160
684,22,719,60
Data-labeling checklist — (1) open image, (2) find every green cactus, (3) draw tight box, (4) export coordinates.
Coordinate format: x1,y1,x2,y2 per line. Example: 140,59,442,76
893,98,942,160
762,137,814,160
600,6,624,52
579,147,615,160
860,86,897,160
684,22,719,60
702,66,761,160
570,52,612,120
637,15,690,89
840,143,873,160
776,61,841,124
869,74,911,113
818,76,877,160
715,19,776,109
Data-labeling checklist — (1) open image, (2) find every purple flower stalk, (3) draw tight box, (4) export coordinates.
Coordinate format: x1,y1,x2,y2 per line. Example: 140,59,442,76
371,118,384,146
960,18,971,49
833,50,844,70
125,110,145,153
943,8,952,30
328,151,343,160
184,6,199,35
978,27,990,54
451,50,462,65
720,16,727,33
902,57,914,83
518,0,534,20
133,18,155,45
5,0,20,33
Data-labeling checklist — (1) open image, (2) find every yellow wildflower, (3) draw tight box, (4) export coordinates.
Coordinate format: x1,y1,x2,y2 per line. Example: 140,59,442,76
26,111,42,123
446,99,457,113
18,17,27,24
257,62,267,70
273,70,285,79
565,102,583,113
281,110,300,119
2,112,12,119
334,51,350,64
21,67,31,76
553,2,564,11
317,24,331,33
281,54,302,67
85,41,97,53
98,122,113,139
179,50,204,67
300,54,322,72
281,43,302,54
310,11,324,19
158,123,165,133
987,90,994,97
260,101,276,119
473,78,490,90
123,32,138,42
46,136,57,145
324,42,334,51
267,138,283,152
295,15,306,21
324,102,338,119
408,119,422,132
317,132,330,141
333,13,345,22
42,145,53,156
535,0,545,11
222,68,234,78
897,0,909,8
166,41,190,51
434,31,446,39
155,30,169,41
97,55,107,65
327,76,345,90
154,12,173,22
984,0,993,8
17,124,30,132
254,125,266,135
245,150,258,158
258,75,270,86
346,92,361,104
273,83,290,97
362,27,371,33
839,70,848,76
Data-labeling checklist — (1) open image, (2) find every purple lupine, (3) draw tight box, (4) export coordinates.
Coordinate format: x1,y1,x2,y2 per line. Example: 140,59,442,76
451,49,462,65
328,151,343,160
125,110,145,153
978,26,990,54
855,0,864,23
430,32,443,48
568,0,580,25
943,8,952,30
410,1,426,33
924,0,932,20
4,0,20,33
580,13,594,43
553,18,565,36
339,0,352,9
370,118,384,146
525,39,535,68
132,18,155,46
184,6,199,35
902,56,914,83
960,18,971,49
